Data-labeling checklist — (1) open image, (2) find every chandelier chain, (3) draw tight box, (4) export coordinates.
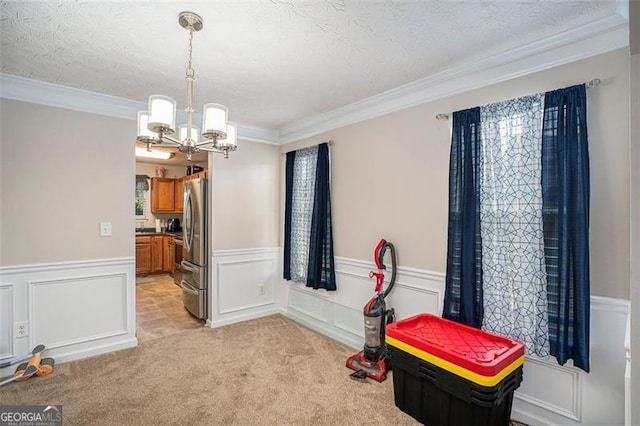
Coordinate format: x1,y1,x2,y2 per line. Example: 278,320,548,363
188,29,194,73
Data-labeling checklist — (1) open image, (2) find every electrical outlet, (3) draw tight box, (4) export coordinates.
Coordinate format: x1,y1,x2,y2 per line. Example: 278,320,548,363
258,283,266,295
15,321,28,338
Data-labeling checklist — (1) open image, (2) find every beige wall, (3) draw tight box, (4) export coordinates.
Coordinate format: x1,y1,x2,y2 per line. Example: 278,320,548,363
282,48,630,300
0,99,135,265
211,140,280,250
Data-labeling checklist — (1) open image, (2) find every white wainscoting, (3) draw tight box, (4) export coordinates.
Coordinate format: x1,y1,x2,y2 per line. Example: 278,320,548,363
208,248,281,328
0,258,137,376
285,256,444,349
511,296,629,426
0,284,14,361
283,255,630,426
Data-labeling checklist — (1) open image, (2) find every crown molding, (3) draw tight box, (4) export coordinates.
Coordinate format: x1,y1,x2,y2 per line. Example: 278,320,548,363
0,73,143,120
279,12,629,144
0,73,280,145
236,124,281,145
0,8,630,147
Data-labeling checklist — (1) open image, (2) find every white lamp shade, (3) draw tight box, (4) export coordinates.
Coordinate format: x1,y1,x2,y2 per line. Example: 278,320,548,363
202,103,228,138
148,95,176,133
218,122,237,149
136,111,158,141
178,125,200,144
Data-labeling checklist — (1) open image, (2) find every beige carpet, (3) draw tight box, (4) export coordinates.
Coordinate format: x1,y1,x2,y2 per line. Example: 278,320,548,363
1,315,420,425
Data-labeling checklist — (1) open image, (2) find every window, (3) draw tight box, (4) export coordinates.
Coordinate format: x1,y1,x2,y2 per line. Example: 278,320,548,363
443,85,590,371
135,188,146,217
283,143,336,291
135,175,149,219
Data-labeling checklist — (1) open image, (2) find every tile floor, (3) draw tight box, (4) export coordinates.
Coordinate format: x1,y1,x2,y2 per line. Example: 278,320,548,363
136,274,203,344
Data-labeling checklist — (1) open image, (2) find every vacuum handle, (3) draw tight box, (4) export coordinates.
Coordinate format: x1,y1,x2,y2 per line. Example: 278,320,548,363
381,242,397,299
374,239,387,270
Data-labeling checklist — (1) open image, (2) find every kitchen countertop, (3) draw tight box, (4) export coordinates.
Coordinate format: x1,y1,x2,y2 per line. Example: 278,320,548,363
135,229,182,238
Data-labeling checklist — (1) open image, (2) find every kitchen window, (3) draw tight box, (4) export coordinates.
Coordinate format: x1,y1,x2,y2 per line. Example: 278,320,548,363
135,175,149,219
135,189,146,217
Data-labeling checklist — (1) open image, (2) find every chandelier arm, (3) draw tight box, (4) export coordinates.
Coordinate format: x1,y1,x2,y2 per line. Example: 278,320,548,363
198,146,232,158
161,134,184,146
195,139,219,147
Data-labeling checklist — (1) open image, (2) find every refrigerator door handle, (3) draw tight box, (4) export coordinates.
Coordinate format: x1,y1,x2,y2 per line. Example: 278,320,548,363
184,185,195,253
181,260,197,273
181,280,199,295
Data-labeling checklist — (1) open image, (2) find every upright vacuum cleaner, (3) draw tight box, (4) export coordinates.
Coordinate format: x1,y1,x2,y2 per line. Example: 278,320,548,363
346,239,397,382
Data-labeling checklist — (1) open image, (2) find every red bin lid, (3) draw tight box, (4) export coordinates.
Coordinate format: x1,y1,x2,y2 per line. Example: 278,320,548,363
386,313,524,378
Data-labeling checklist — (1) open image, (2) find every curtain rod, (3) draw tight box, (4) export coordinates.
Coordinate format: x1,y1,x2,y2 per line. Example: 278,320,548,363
435,78,601,120
281,140,334,156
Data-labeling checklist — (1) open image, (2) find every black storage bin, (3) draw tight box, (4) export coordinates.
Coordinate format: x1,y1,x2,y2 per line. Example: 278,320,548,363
385,314,525,426
389,345,522,426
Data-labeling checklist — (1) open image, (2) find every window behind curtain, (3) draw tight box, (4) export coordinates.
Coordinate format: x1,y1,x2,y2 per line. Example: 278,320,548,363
283,143,336,290
289,146,318,282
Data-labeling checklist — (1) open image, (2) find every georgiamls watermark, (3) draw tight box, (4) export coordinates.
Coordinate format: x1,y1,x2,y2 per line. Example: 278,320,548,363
0,405,62,426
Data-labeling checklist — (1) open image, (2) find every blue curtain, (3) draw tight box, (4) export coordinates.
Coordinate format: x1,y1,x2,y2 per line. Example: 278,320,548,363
307,143,336,290
283,151,296,280
442,108,484,328
541,84,590,372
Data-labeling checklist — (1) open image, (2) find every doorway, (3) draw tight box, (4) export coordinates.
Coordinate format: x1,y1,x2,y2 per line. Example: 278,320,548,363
134,151,208,344
135,274,201,344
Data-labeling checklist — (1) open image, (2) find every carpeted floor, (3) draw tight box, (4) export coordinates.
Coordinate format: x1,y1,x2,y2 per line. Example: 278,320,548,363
1,315,528,425
0,315,419,425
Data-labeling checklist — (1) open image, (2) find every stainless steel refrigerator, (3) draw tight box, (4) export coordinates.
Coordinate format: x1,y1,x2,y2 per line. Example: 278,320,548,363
181,177,208,320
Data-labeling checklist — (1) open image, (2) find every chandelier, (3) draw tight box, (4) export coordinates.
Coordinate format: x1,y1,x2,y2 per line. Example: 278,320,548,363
136,11,237,161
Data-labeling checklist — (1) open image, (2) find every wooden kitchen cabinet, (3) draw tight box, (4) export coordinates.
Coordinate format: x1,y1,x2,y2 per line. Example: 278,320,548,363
136,235,175,276
135,236,151,275
182,170,208,183
165,236,175,274
174,178,184,213
151,236,164,273
151,177,186,213
151,177,176,213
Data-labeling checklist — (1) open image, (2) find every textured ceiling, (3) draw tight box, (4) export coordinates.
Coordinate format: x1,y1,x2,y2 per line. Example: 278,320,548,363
0,1,618,129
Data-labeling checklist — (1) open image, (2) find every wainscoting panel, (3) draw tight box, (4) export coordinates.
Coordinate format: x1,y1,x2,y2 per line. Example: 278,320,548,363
515,357,581,421
209,248,280,328
0,284,14,360
283,255,630,426
0,258,136,376
28,273,128,350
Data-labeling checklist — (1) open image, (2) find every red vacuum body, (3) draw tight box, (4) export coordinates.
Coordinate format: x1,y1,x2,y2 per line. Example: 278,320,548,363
346,239,397,382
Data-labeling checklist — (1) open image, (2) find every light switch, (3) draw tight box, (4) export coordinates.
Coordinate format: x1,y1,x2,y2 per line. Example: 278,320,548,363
100,222,112,237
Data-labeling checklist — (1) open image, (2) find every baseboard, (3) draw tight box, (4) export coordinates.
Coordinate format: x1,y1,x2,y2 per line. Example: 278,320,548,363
50,337,138,364
208,306,281,328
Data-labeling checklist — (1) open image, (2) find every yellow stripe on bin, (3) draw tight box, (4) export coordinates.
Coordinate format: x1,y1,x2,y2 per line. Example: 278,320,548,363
386,336,524,387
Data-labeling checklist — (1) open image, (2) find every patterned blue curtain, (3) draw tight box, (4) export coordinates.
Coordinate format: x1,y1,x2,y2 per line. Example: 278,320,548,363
541,84,590,371
283,143,336,290
442,107,484,328
307,143,336,290
479,95,550,357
